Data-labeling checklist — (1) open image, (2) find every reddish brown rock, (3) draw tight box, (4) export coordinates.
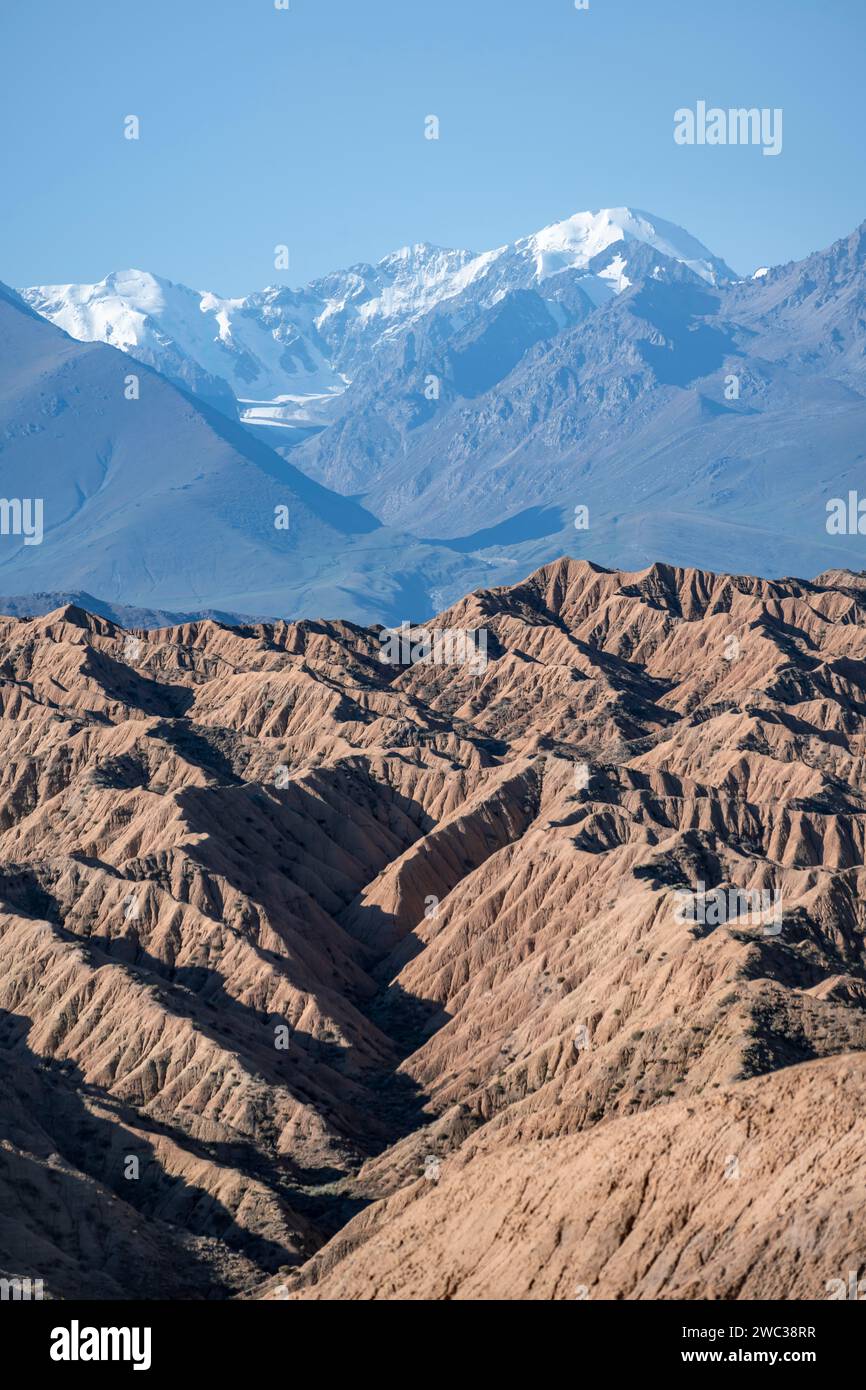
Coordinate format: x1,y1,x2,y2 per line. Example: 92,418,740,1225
1,559,865,1299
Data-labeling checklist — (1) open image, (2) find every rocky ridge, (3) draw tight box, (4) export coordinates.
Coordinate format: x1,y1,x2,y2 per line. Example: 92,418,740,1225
1,557,866,1299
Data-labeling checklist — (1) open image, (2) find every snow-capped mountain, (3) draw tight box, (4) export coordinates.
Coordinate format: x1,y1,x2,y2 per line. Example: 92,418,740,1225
285,216,866,581
21,268,348,428
5,215,866,614
0,279,501,621
22,208,735,434
480,206,735,292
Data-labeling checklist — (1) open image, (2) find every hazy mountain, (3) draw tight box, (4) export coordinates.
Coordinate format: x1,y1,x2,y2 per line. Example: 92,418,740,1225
0,282,510,621
22,209,735,437
13,213,866,600
293,220,866,580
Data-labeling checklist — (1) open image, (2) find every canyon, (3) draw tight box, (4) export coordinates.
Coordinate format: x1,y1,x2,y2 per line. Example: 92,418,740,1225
1,556,866,1300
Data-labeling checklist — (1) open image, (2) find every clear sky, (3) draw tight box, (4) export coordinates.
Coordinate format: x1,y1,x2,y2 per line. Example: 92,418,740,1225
2,0,864,295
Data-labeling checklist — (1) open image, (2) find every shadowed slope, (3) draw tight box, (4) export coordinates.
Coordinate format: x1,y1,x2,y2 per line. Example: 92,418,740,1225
2,558,866,1297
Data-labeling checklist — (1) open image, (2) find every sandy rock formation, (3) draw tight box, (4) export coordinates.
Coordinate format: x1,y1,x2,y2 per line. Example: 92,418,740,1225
1,559,866,1298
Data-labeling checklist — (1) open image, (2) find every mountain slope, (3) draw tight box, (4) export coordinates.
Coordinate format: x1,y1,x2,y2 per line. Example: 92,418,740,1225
0,283,501,621
22,209,734,437
14,213,866,597
20,268,345,423
292,220,866,579
268,1055,866,1301
3,558,866,1298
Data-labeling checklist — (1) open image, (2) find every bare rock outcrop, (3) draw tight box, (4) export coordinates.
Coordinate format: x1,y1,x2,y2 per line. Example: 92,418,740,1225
2,559,866,1298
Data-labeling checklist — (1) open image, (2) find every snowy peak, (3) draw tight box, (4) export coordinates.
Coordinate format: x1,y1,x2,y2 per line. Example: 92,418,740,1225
378,241,475,272
22,267,345,415
20,206,736,432
23,268,175,349
326,208,735,330
303,207,736,340
346,242,485,325
516,207,736,287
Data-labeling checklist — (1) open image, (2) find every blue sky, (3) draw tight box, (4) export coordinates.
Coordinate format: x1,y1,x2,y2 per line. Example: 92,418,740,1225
2,0,864,294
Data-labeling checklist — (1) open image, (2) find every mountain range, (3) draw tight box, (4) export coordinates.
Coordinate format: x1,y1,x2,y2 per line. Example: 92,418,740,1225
22,209,735,437
0,281,487,623
3,558,866,1299
4,206,866,621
